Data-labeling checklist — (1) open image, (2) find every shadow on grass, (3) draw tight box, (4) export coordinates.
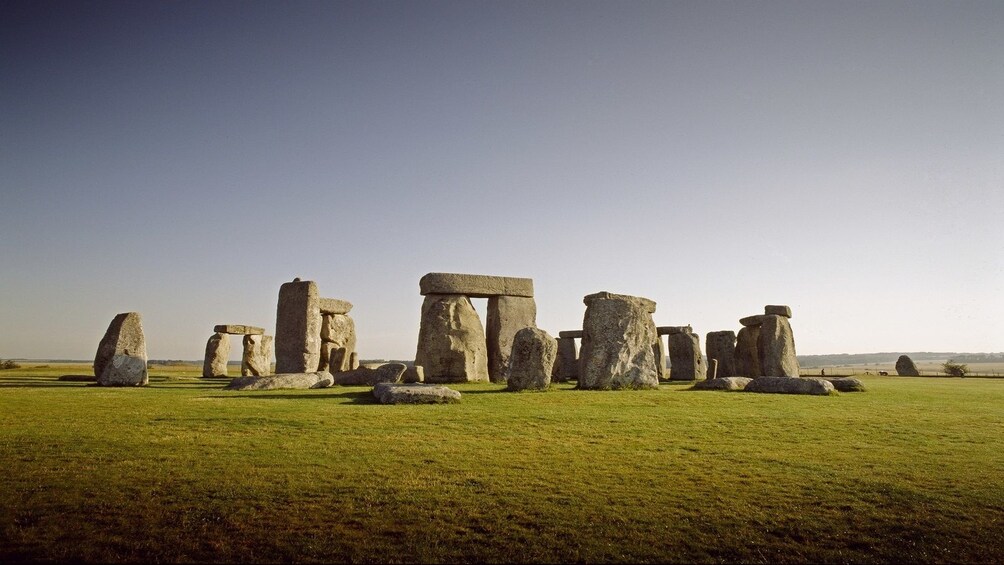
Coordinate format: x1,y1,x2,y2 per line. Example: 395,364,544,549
202,389,379,404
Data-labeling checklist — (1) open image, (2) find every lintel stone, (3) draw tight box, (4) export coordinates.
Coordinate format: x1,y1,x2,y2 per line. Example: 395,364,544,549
214,324,265,335
582,291,656,313
420,272,534,298
657,325,692,336
764,305,792,318
319,298,353,315
558,330,584,339
740,315,766,327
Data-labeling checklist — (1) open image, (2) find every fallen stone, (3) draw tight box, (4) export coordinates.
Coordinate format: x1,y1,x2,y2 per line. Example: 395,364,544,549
58,374,97,382
506,327,556,391
745,377,834,395
554,337,579,382
225,371,333,391
241,334,273,376
740,315,766,327
558,330,583,339
415,294,489,383
692,376,753,391
213,324,265,335
758,315,799,377
318,297,353,315
420,272,534,298
706,331,737,379
657,325,692,336
274,279,321,374
816,377,866,392
578,292,660,390
202,332,230,378
895,355,920,376
94,312,148,386
373,383,461,404
667,331,706,381
402,365,425,383
332,363,407,386
734,326,762,377
486,295,537,383
764,305,792,318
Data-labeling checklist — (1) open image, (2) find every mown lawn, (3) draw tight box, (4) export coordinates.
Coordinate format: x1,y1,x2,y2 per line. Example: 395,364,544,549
1,364,1002,563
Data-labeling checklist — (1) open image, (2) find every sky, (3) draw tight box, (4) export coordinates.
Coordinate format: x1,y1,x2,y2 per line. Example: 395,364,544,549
1,0,1002,361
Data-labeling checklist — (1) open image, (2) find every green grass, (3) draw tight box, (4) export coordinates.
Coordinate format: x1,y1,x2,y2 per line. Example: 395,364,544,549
2,364,1003,563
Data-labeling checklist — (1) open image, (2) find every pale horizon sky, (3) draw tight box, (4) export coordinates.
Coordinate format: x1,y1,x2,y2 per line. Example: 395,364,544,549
2,1,1002,361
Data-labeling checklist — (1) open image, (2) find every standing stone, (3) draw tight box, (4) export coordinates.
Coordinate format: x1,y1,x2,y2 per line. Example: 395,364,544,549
654,335,667,381
202,332,231,378
706,331,737,379
486,295,537,383
274,279,321,374
734,326,762,377
758,314,799,377
555,337,579,382
242,334,273,377
415,294,489,383
709,358,719,380
895,355,920,376
350,352,360,370
578,292,660,390
667,330,706,381
506,327,556,391
319,313,356,373
402,365,425,383
94,312,148,386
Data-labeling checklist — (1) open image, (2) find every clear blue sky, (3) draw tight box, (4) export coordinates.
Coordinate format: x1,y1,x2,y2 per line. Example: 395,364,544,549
2,0,1001,361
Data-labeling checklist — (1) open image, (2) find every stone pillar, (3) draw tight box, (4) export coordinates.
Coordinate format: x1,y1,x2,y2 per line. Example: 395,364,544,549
735,325,762,377
705,330,737,379
203,332,230,378
486,295,537,383
758,313,799,377
94,312,148,386
666,327,706,381
242,334,273,376
274,279,321,374
506,327,556,391
554,336,579,382
578,292,660,390
415,294,489,383
654,335,667,381
319,313,356,373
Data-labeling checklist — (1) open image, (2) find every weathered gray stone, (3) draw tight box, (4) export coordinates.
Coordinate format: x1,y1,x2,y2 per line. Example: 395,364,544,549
275,279,321,374
373,383,461,404
745,377,834,395
94,312,148,386
667,330,706,381
319,314,356,373
486,295,537,383
692,376,753,391
241,334,272,377
895,355,920,376
332,363,407,386
734,326,762,377
578,292,660,390
402,365,425,383
554,337,579,382
213,324,264,335
320,343,346,373
202,332,231,378
558,330,583,339
706,330,737,379
318,297,353,315
415,294,489,383
816,377,866,392
506,327,556,391
764,305,792,318
654,335,667,381
225,371,332,391
657,325,692,336
740,315,766,327
420,272,534,298
758,315,799,377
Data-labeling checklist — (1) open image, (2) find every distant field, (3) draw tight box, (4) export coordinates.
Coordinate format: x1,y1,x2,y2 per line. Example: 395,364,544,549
799,361,1004,377
1,363,1003,563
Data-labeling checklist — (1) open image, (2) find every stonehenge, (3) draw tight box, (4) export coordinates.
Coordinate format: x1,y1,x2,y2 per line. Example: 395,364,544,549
202,332,230,378
202,325,273,378
506,327,557,392
732,305,799,378
414,272,537,384
578,292,660,390
242,334,273,377
94,312,148,386
373,382,462,404
275,279,322,373
554,331,581,382
895,355,920,376
662,325,706,381
705,331,737,379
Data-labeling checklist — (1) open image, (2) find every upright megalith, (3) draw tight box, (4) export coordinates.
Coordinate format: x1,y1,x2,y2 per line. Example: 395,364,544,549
506,327,556,391
554,335,579,382
664,326,706,381
706,331,737,379
895,355,920,376
242,334,273,376
94,312,148,386
275,279,321,374
415,294,489,383
578,292,660,390
734,325,762,377
202,332,231,378
319,310,356,373
486,295,537,383
758,314,799,377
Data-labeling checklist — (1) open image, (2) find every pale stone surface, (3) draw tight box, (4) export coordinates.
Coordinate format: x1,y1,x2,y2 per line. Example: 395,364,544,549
275,279,321,374
318,297,353,315
667,330,706,381
764,305,792,318
419,272,534,298
94,312,148,386
734,326,762,377
554,337,579,382
578,292,660,390
241,334,272,377
373,383,461,404
895,355,920,376
350,352,359,370
225,371,332,391
332,363,407,386
739,315,766,327
506,327,556,391
692,376,753,391
709,358,719,380
745,377,834,395
657,325,692,336
758,315,799,377
815,377,866,392
415,294,489,383
202,332,231,378
213,324,264,335
486,295,537,383
558,330,584,339
319,314,356,373
99,354,149,387
402,365,425,383
706,330,737,379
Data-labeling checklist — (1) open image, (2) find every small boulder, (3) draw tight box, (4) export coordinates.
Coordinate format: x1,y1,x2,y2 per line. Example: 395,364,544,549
332,363,407,386
225,371,333,391
506,327,557,391
744,377,834,396
373,383,462,404
692,377,753,391
819,377,866,392
895,355,920,376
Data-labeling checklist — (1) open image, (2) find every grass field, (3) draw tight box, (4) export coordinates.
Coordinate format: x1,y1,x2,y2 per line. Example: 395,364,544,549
2,363,1003,563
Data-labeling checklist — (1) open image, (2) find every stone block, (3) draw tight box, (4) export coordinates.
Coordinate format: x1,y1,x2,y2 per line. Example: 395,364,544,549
558,330,583,339
506,327,556,391
578,292,660,389
486,295,537,383
373,383,461,404
225,371,332,391
415,294,489,383
740,315,765,327
583,291,656,313
318,298,353,315
657,325,692,336
274,279,321,374
420,272,534,298
241,334,272,376
764,305,792,318
202,332,230,378
213,324,264,335
94,312,148,386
